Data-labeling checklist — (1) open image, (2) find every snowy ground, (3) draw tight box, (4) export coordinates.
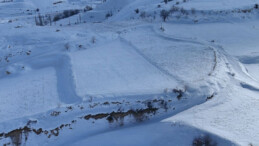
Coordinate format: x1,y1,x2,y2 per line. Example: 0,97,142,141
0,0,259,145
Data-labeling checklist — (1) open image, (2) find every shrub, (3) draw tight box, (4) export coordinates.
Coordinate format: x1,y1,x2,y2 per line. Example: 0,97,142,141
63,10,70,17
135,9,139,14
170,6,179,13
191,8,196,14
53,9,80,22
140,11,146,18
180,8,187,14
173,88,184,100
53,14,61,22
35,13,44,26
192,135,217,146
105,11,113,18
84,5,93,12
160,9,170,22
6,71,11,75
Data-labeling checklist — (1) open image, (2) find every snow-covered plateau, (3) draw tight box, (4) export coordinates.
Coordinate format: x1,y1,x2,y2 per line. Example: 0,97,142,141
0,0,259,145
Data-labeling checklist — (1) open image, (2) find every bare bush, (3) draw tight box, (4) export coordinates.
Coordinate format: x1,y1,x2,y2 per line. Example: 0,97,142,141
192,135,217,146
191,8,196,14
140,11,146,18
135,9,139,14
170,6,180,13
53,9,80,22
105,11,113,19
84,5,93,12
160,9,170,22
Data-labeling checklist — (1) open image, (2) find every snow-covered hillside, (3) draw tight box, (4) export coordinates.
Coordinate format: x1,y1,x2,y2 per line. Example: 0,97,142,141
0,0,259,145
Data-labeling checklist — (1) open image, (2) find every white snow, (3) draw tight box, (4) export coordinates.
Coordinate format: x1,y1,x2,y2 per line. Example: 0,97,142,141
71,41,177,97
163,82,259,145
180,0,259,10
0,0,259,145
245,64,259,81
0,67,59,122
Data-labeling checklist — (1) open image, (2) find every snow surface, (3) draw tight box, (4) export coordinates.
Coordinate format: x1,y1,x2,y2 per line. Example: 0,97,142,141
180,0,259,10
71,40,177,97
0,67,59,122
1,0,259,145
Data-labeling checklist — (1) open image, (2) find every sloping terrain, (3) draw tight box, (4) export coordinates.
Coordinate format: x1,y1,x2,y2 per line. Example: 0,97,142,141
0,0,259,146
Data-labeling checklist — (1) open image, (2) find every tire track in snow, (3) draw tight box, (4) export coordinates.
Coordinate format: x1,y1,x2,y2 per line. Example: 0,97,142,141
150,25,205,46
120,24,221,83
150,24,226,80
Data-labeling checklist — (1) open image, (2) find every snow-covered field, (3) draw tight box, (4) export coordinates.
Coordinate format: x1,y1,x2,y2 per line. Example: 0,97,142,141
0,0,259,145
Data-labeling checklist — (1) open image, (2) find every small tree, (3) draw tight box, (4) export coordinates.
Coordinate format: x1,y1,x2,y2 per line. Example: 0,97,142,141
160,10,170,22
48,15,52,26
35,13,44,26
